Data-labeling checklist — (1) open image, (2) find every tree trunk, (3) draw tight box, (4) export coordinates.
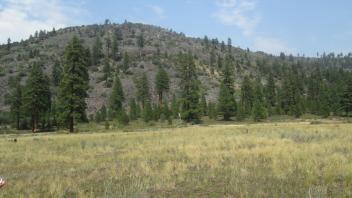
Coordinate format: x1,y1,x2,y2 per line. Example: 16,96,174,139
69,116,74,133
31,116,35,133
16,113,20,130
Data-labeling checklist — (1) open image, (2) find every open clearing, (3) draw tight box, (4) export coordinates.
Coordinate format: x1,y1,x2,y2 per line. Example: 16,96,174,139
1,121,352,197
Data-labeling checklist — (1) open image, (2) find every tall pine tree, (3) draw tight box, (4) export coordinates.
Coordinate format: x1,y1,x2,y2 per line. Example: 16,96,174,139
155,67,170,105
179,53,201,122
109,75,125,117
24,64,51,132
58,37,89,132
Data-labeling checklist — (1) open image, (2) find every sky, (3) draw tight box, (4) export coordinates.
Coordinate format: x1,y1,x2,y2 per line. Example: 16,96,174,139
0,0,351,56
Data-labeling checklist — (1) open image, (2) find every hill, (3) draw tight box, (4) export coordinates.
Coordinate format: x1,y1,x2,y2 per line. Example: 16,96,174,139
0,21,352,116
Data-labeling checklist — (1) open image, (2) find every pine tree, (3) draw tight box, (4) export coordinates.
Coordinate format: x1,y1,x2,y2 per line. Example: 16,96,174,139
103,57,112,87
252,80,267,121
240,76,255,118
92,36,103,65
109,75,124,117
112,34,119,61
265,72,276,115
200,94,207,116
143,102,153,122
129,99,139,121
7,38,11,51
58,37,89,132
208,102,218,120
179,53,201,123
52,60,62,87
137,33,144,58
218,56,236,120
117,108,129,126
155,67,170,105
171,94,180,119
122,52,130,73
24,64,51,132
227,38,232,53
341,77,352,116
136,73,150,109
9,75,23,130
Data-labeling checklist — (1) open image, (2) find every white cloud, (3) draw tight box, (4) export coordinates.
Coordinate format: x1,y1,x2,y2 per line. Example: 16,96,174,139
148,5,166,20
0,0,85,43
213,0,259,36
253,37,294,55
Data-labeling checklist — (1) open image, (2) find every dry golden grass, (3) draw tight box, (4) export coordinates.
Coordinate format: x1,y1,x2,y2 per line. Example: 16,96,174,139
0,121,352,197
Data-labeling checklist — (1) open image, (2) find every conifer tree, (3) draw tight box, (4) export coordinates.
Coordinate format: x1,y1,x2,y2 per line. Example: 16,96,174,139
24,64,51,132
171,94,180,119
112,34,119,61
155,67,170,105
52,60,63,87
240,76,255,117
109,75,124,117
252,80,267,121
103,57,112,87
341,77,352,116
217,56,237,120
265,72,276,114
137,33,144,58
58,37,89,132
122,52,130,73
136,73,150,109
129,99,139,121
227,38,232,53
179,53,201,122
92,36,103,65
7,38,11,51
143,102,153,122
9,75,23,130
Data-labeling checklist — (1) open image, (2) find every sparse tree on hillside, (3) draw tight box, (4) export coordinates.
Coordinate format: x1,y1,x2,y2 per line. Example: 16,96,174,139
109,75,125,117
240,76,255,118
137,33,144,58
227,38,232,53
155,67,170,105
122,52,130,73
112,34,119,61
103,57,112,87
58,37,89,132
136,73,150,109
7,38,11,51
92,36,103,65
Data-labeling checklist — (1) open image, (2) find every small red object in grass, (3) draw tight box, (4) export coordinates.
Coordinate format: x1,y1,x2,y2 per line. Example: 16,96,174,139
0,177,5,188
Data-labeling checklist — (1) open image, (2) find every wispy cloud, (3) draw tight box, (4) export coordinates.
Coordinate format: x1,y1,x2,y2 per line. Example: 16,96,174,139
148,5,166,20
0,0,86,43
213,0,259,37
213,0,293,55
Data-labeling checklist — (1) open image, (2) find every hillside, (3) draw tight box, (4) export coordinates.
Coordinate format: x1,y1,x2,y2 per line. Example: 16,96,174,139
0,21,352,115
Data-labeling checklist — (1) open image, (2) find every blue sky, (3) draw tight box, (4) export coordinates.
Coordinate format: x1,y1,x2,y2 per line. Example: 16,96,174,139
0,0,351,56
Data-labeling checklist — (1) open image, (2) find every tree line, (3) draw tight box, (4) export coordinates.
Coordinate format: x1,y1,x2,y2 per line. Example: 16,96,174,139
4,35,352,132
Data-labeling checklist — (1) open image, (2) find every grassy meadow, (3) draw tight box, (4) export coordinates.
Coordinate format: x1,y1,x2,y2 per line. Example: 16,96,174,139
1,120,352,197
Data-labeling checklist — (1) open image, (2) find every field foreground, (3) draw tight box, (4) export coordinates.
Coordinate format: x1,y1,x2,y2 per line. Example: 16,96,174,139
1,122,352,197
